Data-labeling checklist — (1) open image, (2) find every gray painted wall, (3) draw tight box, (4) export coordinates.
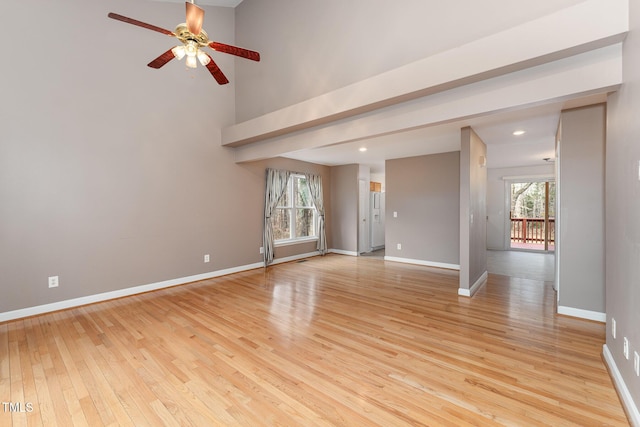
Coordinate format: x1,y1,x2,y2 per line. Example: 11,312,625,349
0,0,332,314
487,165,555,250
330,164,359,253
385,153,460,265
1,0,233,313
556,105,605,315
460,128,488,291
606,0,640,405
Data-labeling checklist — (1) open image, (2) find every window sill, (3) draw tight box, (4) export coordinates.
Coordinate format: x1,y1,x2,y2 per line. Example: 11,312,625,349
274,237,318,247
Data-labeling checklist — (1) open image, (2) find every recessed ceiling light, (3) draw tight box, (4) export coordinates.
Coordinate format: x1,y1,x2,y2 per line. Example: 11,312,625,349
359,147,367,152
513,130,526,136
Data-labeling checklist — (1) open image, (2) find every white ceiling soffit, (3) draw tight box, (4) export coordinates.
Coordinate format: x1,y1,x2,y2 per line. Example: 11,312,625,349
280,93,607,173
150,0,244,7
282,106,562,172
234,44,622,163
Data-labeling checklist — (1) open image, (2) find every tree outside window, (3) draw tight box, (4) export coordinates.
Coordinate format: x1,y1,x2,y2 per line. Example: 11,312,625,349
511,181,555,219
273,175,317,242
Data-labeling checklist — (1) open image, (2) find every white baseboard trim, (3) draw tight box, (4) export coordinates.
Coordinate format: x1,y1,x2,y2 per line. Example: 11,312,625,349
458,270,488,297
329,249,359,256
270,251,321,265
603,344,640,426
0,261,264,323
383,256,460,271
557,306,606,322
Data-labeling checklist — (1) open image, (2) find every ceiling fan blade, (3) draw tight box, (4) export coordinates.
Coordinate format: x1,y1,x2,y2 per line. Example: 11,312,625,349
185,2,204,35
108,13,175,36
148,49,176,69
203,54,229,85
209,42,260,61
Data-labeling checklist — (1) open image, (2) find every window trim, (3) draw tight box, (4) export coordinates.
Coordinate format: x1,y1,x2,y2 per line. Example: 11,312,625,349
274,236,319,247
273,174,318,244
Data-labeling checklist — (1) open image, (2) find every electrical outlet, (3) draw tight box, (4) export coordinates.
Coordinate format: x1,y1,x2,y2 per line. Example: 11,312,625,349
48,276,59,288
259,247,264,254
397,243,402,250
623,337,629,359
393,211,398,218
612,318,616,339
634,351,639,376
204,254,210,263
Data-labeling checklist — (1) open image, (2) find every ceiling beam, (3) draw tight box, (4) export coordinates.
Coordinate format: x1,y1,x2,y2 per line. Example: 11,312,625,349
234,44,622,163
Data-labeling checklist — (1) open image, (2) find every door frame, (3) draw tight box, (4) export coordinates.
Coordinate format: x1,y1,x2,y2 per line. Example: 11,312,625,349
358,179,371,254
503,174,555,252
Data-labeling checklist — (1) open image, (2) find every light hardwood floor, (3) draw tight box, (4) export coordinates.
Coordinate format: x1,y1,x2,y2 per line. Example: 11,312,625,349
0,255,628,426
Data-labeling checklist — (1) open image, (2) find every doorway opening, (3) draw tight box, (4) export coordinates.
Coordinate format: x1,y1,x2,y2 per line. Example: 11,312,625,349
510,181,555,252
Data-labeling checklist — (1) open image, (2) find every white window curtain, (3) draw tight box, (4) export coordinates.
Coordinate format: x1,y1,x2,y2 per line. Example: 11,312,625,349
304,172,327,255
264,168,291,266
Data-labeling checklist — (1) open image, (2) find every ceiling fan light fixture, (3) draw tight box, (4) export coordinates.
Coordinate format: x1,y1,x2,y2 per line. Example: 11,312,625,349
197,50,211,66
185,55,198,68
185,40,198,57
171,45,186,60
108,2,261,85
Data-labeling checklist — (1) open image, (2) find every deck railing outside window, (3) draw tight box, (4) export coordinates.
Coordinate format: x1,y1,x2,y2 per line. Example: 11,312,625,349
510,218,555,244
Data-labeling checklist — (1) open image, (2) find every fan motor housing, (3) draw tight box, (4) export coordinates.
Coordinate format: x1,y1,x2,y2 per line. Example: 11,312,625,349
174,23,210,47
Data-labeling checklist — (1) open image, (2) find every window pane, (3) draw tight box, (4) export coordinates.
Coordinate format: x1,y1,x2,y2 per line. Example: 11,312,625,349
296,177,314,207
296,208,315,238
272,208,291,240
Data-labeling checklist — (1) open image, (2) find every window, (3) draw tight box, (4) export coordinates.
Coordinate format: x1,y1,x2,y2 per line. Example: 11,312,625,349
273,175,317,243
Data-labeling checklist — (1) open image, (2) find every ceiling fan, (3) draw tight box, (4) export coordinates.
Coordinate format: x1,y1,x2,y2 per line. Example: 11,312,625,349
108,1,260,85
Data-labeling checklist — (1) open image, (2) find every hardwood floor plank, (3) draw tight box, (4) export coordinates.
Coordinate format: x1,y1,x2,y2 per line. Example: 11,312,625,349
0,323,12,426
47,365,83,427
24,318,57,427
0,254,629,426
8,322,28,427
48,317,99,426
174,307,366,425
86,313,185,427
